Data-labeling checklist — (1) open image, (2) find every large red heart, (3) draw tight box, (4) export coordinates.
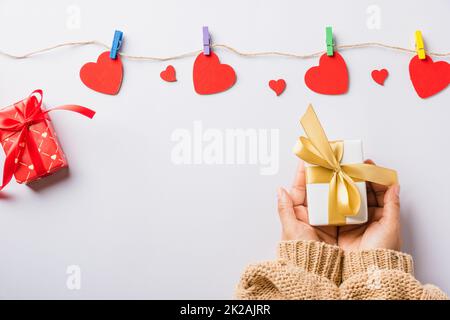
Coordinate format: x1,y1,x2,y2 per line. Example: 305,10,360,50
160,65,177,82
80,51,123,95
193,52,236,95
268,79,286,96
371,69,389,86
409,55,450,99
304,52,349,95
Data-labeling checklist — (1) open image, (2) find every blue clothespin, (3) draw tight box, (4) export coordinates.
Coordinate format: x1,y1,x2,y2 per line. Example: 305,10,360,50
110,30,123,59
203,26,211,55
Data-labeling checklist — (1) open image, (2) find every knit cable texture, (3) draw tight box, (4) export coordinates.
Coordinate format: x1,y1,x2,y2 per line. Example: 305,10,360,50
277,240,343,285
235,240,448,300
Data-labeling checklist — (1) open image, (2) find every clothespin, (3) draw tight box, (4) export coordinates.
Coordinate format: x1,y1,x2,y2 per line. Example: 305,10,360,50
203,26,211,55
415,30,426,60
326,26,334,56
110,30,123,60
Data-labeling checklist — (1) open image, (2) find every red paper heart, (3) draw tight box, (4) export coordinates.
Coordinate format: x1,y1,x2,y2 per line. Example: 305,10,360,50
268,79,286,96
80,51,123,95
304,52,349,95
409,55,450,99
160,65,177,82
193,52,236,95
371,69,388,86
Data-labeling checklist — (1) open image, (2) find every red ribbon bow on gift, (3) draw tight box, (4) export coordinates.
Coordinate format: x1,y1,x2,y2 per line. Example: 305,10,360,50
0,90,95,190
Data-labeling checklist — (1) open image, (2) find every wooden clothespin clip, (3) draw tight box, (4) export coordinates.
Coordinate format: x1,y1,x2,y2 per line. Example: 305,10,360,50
110,30,123,60
326,26,334,56
415,30,426,60
203,26,211,55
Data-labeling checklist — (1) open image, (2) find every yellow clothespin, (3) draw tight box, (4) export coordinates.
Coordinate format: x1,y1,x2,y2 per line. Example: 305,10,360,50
415,30,426,60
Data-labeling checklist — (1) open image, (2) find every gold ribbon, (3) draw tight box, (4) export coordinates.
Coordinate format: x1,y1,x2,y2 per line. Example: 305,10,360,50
293,105,398,225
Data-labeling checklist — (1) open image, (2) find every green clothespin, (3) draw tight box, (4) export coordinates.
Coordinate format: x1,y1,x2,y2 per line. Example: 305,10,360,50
326,26,334,56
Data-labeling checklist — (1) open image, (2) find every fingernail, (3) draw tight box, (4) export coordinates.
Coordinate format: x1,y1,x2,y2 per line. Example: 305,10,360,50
278,187,287,201
394,184,400,196
277,187,283,199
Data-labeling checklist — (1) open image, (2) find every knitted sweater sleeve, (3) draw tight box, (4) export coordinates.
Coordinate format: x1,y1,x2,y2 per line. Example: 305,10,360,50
235,240,448,300
235,240,343,299
340,249,448,300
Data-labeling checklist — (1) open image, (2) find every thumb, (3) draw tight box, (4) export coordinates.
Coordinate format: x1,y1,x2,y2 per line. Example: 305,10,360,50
277,187,296,227
382,184,400,222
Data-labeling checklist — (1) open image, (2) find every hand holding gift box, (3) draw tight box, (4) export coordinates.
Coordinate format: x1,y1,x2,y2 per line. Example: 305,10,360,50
0,90,95,190
293,105,398,226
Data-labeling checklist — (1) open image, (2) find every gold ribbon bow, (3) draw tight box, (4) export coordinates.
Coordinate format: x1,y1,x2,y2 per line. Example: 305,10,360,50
293,105,398,225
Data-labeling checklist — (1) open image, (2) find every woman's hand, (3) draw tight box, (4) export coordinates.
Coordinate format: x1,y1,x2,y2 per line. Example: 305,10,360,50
338,160,402,252
277,161,338,245
277,159,401,251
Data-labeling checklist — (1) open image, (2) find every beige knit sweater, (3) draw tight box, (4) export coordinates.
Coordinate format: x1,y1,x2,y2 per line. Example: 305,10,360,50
236,240,448,300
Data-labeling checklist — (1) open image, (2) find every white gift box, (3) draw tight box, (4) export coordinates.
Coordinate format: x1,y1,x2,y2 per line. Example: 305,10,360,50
306,140,368,226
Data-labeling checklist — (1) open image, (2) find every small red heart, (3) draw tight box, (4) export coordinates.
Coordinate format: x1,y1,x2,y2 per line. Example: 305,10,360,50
80,51,123,95
371,69,389,86
409,55,450,99
304,52,349,95
160,65,177,82
268,79,286,96
193,51,236,95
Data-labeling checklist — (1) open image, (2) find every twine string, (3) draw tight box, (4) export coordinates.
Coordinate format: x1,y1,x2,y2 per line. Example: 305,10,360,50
0,40,449,61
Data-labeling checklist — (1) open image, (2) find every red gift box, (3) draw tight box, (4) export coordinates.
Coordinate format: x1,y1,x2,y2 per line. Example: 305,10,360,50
0,90,95,190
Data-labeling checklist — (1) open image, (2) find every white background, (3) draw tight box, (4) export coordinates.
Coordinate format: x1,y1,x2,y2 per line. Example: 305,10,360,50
0,0,449,299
